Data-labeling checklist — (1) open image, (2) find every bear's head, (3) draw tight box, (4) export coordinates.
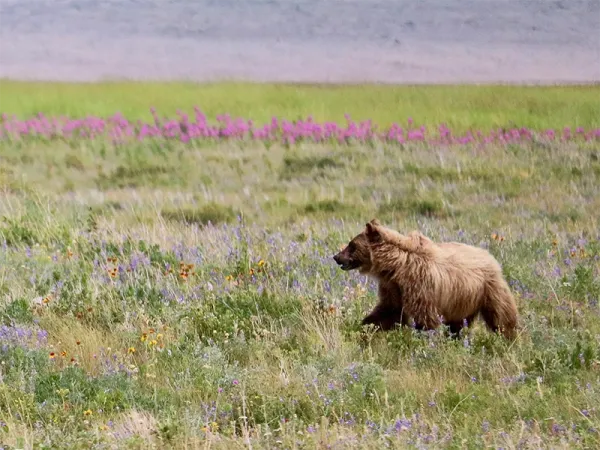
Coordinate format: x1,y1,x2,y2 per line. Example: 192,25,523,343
332,219,392,274
333,219,429,277
332,233,372,274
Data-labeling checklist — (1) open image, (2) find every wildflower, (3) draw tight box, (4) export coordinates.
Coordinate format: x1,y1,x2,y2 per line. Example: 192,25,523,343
149,339,158,347
42,296,51,304
232,379,239,385
56,388,69,397
76,340,81,345
482,420,490,433
128,347,136,354
140,333,148,342
83,409,93,416
60,351,67,357
70,357,76,364
156,333,163,340
258,260,265,267
225,275,234,281
178,262,194,280
49,352,56,359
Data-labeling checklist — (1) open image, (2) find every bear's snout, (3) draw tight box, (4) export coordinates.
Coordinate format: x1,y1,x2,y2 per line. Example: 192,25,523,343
333,252,358,271
333,253,348,268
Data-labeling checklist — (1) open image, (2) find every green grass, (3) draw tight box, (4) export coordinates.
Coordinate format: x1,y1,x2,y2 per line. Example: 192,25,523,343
1,84,600,449
1,79,599,132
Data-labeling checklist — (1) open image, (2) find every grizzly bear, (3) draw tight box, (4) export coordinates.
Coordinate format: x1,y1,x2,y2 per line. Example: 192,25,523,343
333,219,519,339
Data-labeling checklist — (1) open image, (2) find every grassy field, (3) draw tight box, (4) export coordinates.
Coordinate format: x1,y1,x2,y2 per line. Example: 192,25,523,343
1,82,600,449
1,80,600,132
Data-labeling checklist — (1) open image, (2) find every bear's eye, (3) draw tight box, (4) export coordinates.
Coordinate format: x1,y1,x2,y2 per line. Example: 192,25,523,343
348,242,356,252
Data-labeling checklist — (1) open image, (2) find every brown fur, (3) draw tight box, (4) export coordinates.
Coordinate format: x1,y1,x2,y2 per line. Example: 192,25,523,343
333,219,519,339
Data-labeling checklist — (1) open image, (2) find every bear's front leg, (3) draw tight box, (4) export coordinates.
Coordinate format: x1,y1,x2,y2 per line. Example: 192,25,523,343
364,281,410,331
362,303,404,331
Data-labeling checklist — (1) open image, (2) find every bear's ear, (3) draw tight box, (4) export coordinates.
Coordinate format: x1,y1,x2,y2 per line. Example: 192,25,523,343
368,218,381,226
365,221,382,243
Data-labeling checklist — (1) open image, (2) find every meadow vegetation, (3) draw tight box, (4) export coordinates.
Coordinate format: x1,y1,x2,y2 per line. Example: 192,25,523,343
1,79,599,132
0,82,600,449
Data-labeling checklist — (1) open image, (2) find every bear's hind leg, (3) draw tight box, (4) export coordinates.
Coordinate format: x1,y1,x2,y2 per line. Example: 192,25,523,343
481,307,517,340
481,277,519,340
445,313,477,339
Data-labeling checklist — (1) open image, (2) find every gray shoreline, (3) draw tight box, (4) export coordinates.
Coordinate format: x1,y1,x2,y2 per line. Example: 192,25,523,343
2,40,598,85
1,0,598,84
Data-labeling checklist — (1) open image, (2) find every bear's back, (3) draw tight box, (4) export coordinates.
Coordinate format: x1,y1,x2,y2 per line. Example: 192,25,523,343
436,241,500,272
